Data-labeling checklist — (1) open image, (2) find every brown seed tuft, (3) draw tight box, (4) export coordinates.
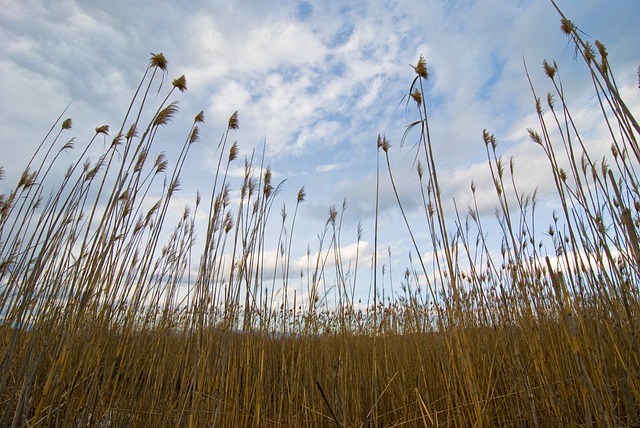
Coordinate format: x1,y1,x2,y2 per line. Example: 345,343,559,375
559,168,567,182
111,133,123,148
543,60,555,79
527,128,542,146
328,205,338,224
297,186,306,203
228,142,239,162
547,93,555,110
611,144,618,159
61,118,73,130
153,102,179,127
381,135,390,153
155,153,168,174
150,52,168,71
414,55,429,79
135,148,147,172
595,40,609,72
228,111,239,130
95,125,109,135
595,40,607,59
194,111,205,123
224,212,234,233
560,18,574,36
189,126,200,144
584,41,595,65
126,122,138,139
411,89,422,106
172,75,187,92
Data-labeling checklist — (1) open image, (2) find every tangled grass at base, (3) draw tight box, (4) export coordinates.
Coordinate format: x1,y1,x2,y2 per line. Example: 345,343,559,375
1,4,639,427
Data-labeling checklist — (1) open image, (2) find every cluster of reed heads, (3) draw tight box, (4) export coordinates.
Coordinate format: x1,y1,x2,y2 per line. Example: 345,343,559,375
1,4,639,427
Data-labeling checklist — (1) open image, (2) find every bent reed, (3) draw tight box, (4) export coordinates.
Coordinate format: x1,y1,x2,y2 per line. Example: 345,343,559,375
1,4,639,427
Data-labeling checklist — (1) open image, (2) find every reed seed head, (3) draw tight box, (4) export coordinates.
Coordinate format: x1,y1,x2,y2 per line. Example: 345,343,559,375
126,122,138,139
153,102,179,127
297,186,306,203
584,41,595,65
195,111,205,123
595,40,609,72
150,52,168,71
95,125,109,135
414,55,429,79
224,212,233,233
558,168,567,182
167,177,180,197
547,93,555,110
482,129,497,150
172,75,187,92
527,128,542,145
380,135,390,153
135,148,148,172
229,142,239,162
543,60,555,79
328,205,338,224
61,118,73,130
560,18,574,35
411,89,422,106
189,126,200,144
111,133,123,147
18,168,36,188
594,40,607,59
228,111,239,130
155,153,168,174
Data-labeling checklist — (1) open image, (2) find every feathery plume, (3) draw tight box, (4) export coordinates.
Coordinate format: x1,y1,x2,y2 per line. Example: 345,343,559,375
61,118,73,130
95,125,109,135
172,75,187,92
228,110,239,130
413,55,429,79
150,52,168,71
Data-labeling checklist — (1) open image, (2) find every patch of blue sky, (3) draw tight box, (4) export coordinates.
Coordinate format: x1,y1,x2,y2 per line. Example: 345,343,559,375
325,59,347,78
326,24,354,49
270,64,307,84
475,52,505,102
295,1,313,21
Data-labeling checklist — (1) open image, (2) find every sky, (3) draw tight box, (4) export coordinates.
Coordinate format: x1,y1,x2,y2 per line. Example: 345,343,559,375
1,0,640,307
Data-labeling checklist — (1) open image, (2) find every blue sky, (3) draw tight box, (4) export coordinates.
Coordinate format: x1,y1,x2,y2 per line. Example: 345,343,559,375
1,0,639,306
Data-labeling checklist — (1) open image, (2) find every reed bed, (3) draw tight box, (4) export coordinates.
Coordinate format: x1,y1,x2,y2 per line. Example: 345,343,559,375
1,3,639,426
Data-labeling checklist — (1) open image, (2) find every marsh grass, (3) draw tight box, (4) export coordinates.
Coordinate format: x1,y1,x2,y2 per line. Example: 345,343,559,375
1,4,640,426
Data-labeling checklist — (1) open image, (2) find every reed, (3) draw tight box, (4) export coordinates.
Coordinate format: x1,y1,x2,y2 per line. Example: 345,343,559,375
1,3,638,426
